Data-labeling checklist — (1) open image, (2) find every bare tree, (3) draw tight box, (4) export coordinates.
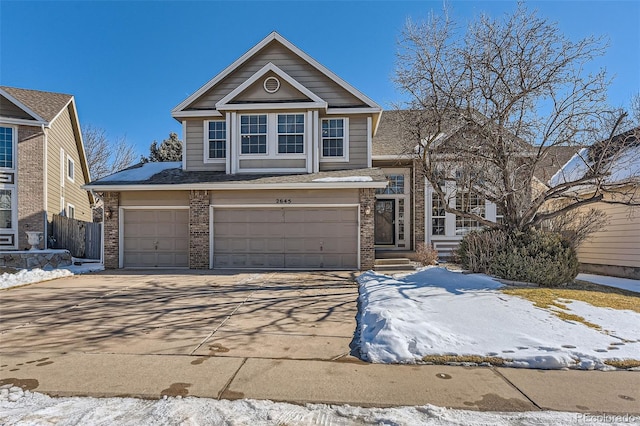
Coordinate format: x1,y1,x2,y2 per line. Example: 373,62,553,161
82,125,137,180
394,3,639,234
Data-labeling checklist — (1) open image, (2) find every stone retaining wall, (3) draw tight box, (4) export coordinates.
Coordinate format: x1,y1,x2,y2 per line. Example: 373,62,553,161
0,250,72,269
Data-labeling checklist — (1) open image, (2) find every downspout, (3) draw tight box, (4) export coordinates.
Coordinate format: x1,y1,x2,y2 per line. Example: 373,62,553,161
42,124,48,249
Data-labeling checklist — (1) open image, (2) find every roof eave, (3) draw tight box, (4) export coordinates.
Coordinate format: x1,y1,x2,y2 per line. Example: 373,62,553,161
84,181,388,192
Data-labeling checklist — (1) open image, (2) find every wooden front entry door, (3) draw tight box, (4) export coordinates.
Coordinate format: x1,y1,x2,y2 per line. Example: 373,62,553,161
374,199,395,245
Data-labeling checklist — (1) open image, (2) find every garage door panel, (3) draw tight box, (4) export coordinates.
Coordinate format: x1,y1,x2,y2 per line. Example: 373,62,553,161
123,209,189,268
213,207,358,269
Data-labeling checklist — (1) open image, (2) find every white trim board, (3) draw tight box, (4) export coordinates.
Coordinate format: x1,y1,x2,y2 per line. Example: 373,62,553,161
85,181,388,191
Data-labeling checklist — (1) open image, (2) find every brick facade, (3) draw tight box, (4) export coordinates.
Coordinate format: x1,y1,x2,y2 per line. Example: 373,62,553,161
17,126,45,250
189,190,210,269
102,192,120,269
359,188,376,270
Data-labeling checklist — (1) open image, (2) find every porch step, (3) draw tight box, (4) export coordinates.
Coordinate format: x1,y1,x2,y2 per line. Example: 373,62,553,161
373,257,416,273
375,257,412,266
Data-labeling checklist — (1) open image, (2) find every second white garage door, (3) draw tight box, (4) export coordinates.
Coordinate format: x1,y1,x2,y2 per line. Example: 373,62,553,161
213,207,358,269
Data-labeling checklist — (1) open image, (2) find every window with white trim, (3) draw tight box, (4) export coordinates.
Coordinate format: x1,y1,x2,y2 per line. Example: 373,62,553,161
67,203,75,219
376,174,405,194
207,120,226,159
0,189,13,229
240,114,267,154
321,118,346,158
277,114,304,154
431,193,446,236
455,191,485,235
67,155,75,182
0,127,14,169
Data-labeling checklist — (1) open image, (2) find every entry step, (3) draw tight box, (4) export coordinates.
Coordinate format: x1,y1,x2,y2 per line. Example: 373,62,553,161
375,258,412,266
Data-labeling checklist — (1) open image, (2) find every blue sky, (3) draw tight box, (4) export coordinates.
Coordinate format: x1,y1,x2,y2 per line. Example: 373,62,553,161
2,1,639,158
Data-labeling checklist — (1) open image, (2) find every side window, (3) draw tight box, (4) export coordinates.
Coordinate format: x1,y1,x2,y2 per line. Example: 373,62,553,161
67,155,75,182
321,118,346,159
0,127,14,169
207,121,226,159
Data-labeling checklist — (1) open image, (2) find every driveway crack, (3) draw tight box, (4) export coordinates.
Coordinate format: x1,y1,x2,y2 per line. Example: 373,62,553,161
188,272,276,355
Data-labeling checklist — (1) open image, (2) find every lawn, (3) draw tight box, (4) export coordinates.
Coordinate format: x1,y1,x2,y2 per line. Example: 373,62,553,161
356,267,640,370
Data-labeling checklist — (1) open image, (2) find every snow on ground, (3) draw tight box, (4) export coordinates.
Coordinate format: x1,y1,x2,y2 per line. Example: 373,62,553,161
313,176,374,182
0,388,612,426
0,262,104,290
578,273,640,293
97,161,180,182
357,267,640,370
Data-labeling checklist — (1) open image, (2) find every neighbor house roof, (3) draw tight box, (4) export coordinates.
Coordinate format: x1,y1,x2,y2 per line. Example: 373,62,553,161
85,162,388,191
1,86,73,123
533,145,583,183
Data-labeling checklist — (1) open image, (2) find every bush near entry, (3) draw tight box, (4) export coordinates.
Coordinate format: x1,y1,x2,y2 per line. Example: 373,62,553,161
456,229,579,287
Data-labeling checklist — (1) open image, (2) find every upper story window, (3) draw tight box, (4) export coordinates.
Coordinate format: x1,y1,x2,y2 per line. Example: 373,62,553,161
321,118,347,159
67,155,75,182
376,174,405,195
0,127,14,169
277,114,304,154
208,121,226,159
240,115,267,154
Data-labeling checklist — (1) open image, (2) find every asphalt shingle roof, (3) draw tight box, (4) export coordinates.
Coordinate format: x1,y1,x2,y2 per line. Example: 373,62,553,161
1,86,73,122
88,164,388,187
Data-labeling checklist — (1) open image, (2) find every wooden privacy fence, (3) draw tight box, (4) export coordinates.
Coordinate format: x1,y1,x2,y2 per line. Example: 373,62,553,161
51,214,102,259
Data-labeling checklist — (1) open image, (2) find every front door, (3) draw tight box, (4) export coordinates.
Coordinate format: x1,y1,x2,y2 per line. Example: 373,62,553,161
374,199,395,245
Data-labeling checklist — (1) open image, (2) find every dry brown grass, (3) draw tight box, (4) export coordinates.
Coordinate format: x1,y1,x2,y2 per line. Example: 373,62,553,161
0,267,18,275
422,355,512,366
502,281,639,330
604,359,640,369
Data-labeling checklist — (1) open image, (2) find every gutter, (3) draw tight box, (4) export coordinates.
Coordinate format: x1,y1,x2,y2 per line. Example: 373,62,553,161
84,181,388,192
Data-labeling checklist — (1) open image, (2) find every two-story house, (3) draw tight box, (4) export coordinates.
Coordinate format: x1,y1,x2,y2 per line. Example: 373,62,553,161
86,32,387,270
0,86,93,251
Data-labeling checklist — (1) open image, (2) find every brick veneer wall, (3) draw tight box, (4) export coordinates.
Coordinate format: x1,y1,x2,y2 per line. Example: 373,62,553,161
414,161,426,247
102,192,120,269
359,188,375,270
189,190,209,269
17,126,45,250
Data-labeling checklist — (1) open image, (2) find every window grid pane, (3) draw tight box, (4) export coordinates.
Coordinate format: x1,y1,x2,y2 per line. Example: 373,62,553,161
0,189,12,229
277,114,304,154
455,191,485,235
322,119,344,157
241,115,267,154
208,121,226,159
0,127,13,169
376,175,405,194
431,194,446,235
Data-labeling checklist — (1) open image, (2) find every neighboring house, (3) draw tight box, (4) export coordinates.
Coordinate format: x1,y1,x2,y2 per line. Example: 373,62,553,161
0,86,93,250
371,110,577,257
85,32,387,270
550,128,640,279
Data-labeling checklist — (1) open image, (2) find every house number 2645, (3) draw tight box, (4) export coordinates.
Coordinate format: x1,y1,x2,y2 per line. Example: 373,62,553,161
276,199,292,204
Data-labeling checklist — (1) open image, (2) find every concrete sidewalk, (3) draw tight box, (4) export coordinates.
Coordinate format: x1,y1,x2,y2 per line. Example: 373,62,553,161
1,351,638,414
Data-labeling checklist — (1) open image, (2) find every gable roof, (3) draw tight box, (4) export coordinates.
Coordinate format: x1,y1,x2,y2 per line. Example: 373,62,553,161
172,32,381,115
1,86,73,123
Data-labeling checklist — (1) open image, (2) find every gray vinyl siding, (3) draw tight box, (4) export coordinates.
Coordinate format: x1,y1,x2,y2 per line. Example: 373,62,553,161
189,41,363,110
320,115,368,171
46,105,92,222
235,71,310,103
1,95,34,120
185,119,225,172
239,159,306,169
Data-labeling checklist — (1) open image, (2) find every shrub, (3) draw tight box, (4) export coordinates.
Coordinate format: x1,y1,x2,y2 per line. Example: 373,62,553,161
416,243,439,266
457,229,579,287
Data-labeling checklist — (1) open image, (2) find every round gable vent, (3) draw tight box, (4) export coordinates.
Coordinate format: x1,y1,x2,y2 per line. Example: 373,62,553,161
263,76,281,93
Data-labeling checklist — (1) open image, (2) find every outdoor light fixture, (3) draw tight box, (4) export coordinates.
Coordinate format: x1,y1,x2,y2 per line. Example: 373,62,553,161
105,207,113,220
365,206,371,215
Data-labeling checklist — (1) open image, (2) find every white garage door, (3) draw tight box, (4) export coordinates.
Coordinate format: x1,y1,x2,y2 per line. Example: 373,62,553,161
213,207,358,269
122,209,189,268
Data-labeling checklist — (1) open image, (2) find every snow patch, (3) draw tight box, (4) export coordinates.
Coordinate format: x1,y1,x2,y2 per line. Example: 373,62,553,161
313,176,373,182
356,268,640,369
98,162,181,182
0,263,104,290
549,146,640,187
0,389,593,425
578,273,640,294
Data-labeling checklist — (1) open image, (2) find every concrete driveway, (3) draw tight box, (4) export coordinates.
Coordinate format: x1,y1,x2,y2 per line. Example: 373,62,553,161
0,270,360,360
